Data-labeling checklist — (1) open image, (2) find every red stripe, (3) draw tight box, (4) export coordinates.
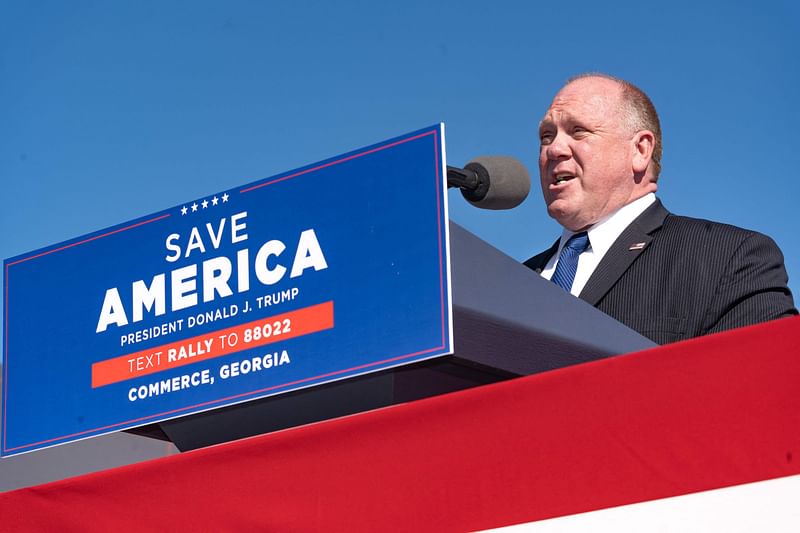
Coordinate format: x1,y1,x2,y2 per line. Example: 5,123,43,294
239,130,436,193
1,316,797,530
433,128,447,348
3,264,9,452
7,214,170,266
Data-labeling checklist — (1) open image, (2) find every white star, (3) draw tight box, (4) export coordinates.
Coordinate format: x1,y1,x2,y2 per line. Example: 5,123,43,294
181,206,188,215
191,202,198,212
201,199,209,209
221,193,229,203
212,196,219,206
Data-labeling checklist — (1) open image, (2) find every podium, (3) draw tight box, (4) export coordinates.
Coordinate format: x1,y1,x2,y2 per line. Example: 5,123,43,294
137,222,655,450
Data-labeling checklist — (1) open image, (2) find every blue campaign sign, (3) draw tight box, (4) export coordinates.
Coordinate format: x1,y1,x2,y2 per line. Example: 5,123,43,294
2,125,452,456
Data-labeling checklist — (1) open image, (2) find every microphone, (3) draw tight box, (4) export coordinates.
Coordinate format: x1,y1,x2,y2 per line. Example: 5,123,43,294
447,156,531,210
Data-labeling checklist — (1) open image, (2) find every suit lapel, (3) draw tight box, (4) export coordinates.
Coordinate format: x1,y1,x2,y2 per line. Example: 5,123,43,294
579,200,669,306
523,238,560,273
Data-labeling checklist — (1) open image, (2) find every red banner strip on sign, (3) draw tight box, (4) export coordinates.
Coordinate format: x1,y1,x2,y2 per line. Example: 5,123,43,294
91,301,334,388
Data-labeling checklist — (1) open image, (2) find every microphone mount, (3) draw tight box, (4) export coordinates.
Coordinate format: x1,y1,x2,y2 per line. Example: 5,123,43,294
447,163,490,202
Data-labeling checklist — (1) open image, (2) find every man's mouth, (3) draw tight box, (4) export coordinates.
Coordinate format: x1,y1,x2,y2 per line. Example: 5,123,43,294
552,173,575,185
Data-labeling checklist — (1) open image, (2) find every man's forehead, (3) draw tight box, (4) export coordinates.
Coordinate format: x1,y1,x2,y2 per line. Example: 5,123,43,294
540,77,622,124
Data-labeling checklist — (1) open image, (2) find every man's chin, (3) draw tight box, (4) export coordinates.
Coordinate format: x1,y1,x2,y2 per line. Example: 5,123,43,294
547,204,574,225
548,206,590,232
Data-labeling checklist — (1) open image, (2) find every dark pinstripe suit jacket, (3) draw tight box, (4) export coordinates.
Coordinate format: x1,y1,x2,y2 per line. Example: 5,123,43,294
524,199,798,344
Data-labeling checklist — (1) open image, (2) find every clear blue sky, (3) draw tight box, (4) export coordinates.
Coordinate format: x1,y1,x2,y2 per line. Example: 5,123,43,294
2,0,798,348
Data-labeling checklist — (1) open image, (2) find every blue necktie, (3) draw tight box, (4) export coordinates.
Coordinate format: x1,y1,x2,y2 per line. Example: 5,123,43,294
550,232,590,293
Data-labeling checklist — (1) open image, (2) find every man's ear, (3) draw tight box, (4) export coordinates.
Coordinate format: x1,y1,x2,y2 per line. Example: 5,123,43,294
632,130,655,174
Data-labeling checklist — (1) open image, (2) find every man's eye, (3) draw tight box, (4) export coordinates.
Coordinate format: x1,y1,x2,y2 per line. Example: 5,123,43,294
539,133,553,145
573,126,588,135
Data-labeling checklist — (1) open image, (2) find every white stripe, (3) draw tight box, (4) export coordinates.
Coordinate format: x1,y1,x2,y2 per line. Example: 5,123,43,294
483,474,800,532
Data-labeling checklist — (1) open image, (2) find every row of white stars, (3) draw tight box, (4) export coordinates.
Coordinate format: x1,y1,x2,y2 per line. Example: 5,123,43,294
181,193,230,215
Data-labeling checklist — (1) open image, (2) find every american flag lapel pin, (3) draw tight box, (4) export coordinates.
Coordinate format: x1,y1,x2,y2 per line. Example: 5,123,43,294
629,242,647,251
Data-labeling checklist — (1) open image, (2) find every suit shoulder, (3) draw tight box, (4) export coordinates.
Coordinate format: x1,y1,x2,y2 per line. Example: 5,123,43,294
664,213,751,234
658,214,789,276
661,213,778,248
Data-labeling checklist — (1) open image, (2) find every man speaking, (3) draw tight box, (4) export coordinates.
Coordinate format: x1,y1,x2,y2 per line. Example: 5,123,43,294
525,73,797,344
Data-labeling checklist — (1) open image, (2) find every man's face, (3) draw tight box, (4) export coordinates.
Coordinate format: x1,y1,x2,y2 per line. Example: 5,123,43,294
538,77,639,231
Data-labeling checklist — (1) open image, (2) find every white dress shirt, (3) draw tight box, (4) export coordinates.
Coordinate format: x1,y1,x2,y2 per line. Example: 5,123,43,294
540,193,657,296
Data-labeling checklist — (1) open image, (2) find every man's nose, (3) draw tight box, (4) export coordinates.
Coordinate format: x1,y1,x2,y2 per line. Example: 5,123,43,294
545,133,571,160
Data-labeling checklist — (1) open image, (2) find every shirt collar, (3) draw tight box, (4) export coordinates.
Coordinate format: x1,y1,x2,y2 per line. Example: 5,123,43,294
558,193,656,256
